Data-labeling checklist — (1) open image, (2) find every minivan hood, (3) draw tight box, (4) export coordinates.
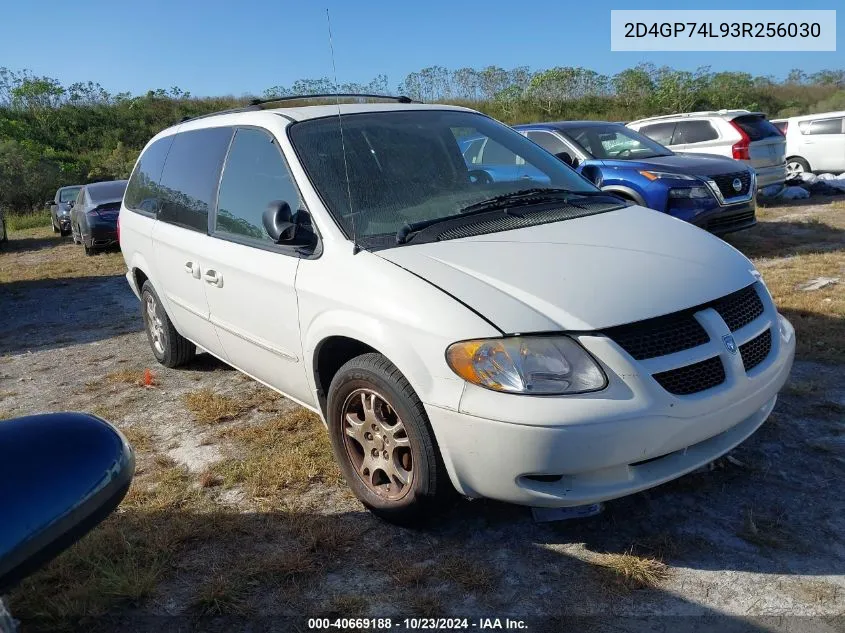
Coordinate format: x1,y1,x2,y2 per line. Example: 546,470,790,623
602,153,748,177
377,206,757,333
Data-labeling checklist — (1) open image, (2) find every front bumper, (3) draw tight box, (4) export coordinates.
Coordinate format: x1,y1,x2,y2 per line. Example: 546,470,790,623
57,216,71,230
692,201,757,235
426,308,795,508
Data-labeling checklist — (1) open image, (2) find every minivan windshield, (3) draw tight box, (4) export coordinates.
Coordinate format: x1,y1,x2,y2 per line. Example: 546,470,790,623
289,110,618,245
564,124,673,160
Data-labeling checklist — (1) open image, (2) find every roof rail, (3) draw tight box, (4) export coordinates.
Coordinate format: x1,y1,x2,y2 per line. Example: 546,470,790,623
630,109,752,124
178,93,415,125
248,93,414,106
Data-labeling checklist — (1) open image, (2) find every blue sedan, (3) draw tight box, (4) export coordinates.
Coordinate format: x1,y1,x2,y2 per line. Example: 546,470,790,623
510,121,757,235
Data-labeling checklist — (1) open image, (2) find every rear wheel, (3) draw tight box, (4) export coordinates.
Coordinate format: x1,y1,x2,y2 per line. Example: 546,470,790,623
327,353,453,525
141,281,195,368
786,157,810,179
83,242,95,256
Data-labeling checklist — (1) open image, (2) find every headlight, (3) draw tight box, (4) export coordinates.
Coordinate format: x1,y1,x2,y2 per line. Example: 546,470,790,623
638,170,697,181
668,186,712,199
445,336,607,395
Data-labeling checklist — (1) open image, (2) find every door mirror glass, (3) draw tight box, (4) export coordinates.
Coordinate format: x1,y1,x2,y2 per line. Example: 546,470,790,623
263,200,297,243
67,201,74,209
0,412,134,593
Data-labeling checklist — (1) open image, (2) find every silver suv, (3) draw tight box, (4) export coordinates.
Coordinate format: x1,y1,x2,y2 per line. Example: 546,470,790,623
628,110,787,189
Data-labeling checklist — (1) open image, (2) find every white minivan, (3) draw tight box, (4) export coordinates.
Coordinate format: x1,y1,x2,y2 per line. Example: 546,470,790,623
119,98,795,524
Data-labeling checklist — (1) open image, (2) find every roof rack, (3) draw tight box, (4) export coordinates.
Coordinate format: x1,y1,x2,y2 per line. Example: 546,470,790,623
630,109,753,124
178,93,414,124
249,93,414,106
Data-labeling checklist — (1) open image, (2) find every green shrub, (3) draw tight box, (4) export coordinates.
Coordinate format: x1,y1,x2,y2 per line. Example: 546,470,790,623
6,210,50,232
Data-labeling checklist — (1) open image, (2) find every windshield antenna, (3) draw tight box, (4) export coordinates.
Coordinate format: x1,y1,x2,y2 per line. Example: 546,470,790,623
326,9,359,254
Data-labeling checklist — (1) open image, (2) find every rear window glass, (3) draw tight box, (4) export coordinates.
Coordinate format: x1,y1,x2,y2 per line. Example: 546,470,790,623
772,121,787,133
158,127,233,232
732,115,782,141
88,180,128,202
674,120,719,144
125,136,175,214
637,122,676,146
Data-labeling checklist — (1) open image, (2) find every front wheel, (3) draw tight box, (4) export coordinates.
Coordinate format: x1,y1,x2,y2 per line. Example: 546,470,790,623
327,353,453,525
140,281,196,368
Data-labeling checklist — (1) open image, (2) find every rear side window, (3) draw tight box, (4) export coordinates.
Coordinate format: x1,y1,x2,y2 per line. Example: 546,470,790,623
637,122,676,146
214,128,301,244
674,120,719,144
526,130,568,155
158,127,233,232
773,121,787,133
732,115,782,141
125,136,175,214
805,118,844,135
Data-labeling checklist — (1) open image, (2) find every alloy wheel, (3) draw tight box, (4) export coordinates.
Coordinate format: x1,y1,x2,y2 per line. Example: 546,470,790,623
341,388,413,501
786,161,805,179
145,294,166,355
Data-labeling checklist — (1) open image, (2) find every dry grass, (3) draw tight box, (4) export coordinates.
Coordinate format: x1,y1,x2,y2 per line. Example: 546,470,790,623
103,369,148,386
787,579,841,605
211,408,341,500
119,425,153,452
322,595,368,617
594,550,670,590
726,201,845,364
0,226,125,284
738,507,793,549
429,555,498,593
183,386,279,424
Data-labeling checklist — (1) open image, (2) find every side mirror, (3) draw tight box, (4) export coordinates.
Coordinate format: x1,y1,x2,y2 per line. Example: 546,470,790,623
555,151,575,167
45,200,53,207
67,201,75,209
0,413,134,593
263,200,297,243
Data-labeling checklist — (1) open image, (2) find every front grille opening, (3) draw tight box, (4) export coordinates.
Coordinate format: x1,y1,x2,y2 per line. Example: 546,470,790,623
523,474,563,483
740,328,772,372
712,285,764,332
712,171,751,198
706,209,756,232
652,356,726,395
604,312,709,360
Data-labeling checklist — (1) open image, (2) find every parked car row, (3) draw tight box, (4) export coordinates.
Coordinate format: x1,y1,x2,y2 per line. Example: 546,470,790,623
47,180,127,255
119,96,795,525
771,111,845,178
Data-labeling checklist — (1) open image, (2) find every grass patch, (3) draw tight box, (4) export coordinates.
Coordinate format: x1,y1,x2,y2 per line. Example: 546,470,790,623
726,203,845,364
119,425,153,452
429,555,497,593
211,408,340,500
183,386,279,424
594,550,670,590
6,210,50,232
103,369,148,386
737,507,793,550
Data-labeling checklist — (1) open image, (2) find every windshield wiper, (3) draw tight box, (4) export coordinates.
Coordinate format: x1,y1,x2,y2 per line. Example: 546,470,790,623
396,207,520,245
458,187,613,214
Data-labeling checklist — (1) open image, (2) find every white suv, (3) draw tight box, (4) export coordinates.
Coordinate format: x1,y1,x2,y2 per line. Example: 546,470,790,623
628,110,787,189
119,97,795,524
771,111,845,178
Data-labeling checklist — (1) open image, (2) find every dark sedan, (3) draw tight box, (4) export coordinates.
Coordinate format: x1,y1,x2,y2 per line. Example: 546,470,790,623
70,180,128,255
48,185,83,236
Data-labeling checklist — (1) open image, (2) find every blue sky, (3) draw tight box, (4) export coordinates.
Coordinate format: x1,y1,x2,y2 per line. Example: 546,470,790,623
0,0,842,96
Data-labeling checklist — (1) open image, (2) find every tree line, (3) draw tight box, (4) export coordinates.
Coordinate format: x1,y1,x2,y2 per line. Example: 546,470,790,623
1,64,844,212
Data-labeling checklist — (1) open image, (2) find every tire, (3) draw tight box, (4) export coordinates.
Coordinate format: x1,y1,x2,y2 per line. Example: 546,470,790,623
72,225,81,245
83,242,95,256
786,157,810,180
140,281,195,368
327,353,453,526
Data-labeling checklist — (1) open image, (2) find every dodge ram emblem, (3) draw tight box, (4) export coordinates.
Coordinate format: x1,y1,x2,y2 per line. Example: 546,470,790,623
723,334,738,355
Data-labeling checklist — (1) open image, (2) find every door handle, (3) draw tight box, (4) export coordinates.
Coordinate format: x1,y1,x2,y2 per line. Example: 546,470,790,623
204,270,223,288
184,261,200,279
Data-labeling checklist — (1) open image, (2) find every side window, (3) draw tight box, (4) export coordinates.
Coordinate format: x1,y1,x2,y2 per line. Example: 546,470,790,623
214,128,301,244
526,131,568,155
480,139,520,165
638,122,676,146
158,127,233,232
806,118,844,135
461,138,485,164
674,121,718,144
124,135,175,214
